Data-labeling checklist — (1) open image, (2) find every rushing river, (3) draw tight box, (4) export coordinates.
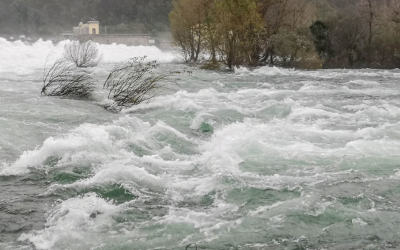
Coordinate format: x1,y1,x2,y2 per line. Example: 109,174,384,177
1,38,400,250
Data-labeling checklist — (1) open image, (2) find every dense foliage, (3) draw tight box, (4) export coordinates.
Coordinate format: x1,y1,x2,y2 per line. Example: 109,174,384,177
170,0,400,69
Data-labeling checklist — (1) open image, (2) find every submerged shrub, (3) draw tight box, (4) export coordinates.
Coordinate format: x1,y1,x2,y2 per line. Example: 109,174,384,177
64,40,101,68
200,60,222,70
103,56,177,110
41,58,95,97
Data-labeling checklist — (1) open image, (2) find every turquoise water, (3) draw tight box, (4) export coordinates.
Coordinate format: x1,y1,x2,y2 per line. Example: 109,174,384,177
1,39,400,249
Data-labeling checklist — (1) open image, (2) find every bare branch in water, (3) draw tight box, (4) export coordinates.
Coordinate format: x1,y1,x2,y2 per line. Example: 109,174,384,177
103,56,179,109
64,40,102,68
185,243,197,250
41,57,95,97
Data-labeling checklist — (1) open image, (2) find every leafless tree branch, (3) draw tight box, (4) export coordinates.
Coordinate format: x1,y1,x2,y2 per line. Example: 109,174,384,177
64,40,102,68
41,57,95,97
103,56,182,109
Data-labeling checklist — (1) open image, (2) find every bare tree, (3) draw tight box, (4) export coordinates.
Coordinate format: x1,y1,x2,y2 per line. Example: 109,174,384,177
41,57,95,97
103,57,177,109
63,40,102,68
169,0,205,62
359,0,377,46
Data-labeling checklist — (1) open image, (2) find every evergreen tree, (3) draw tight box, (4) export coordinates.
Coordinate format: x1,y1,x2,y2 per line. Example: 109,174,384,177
310,21,334,59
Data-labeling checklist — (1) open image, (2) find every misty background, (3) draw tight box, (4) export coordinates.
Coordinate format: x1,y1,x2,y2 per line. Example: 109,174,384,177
0,0,172,36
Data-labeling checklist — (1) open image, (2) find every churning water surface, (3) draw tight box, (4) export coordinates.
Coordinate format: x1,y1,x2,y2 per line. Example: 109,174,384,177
1,38,400,250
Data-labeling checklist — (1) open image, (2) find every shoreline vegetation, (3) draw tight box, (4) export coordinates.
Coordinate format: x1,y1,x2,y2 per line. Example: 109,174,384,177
2,0,400,70
169,0,400,70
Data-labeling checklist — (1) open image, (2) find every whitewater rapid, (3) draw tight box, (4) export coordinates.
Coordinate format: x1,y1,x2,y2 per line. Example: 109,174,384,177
1,38,400,250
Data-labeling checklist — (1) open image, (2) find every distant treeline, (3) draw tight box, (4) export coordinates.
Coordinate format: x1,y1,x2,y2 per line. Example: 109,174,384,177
2,0,400,69
0,0,172,36
170,0,400,69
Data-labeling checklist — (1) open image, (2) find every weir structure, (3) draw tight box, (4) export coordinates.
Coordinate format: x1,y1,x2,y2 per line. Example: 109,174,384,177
73,21,150,46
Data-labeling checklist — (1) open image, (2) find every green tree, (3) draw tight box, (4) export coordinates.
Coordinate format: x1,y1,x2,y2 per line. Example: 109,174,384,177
201,0,219,62
269,28,321,68
310,21,333,59
259,0,315,65
169,0,206,62
214,0,263,68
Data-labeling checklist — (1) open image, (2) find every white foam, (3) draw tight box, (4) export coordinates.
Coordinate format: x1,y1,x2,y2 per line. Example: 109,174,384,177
348,79,379,86
352,218,368,226
0,37,177,75
190,112,215,129
234,66,250,74
156,202,242,241
0,115,198,176
124,90,203,113
19,193,118,250
251,66,291,76
0,123,117,176
98,43,176,63
343,138,400,157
